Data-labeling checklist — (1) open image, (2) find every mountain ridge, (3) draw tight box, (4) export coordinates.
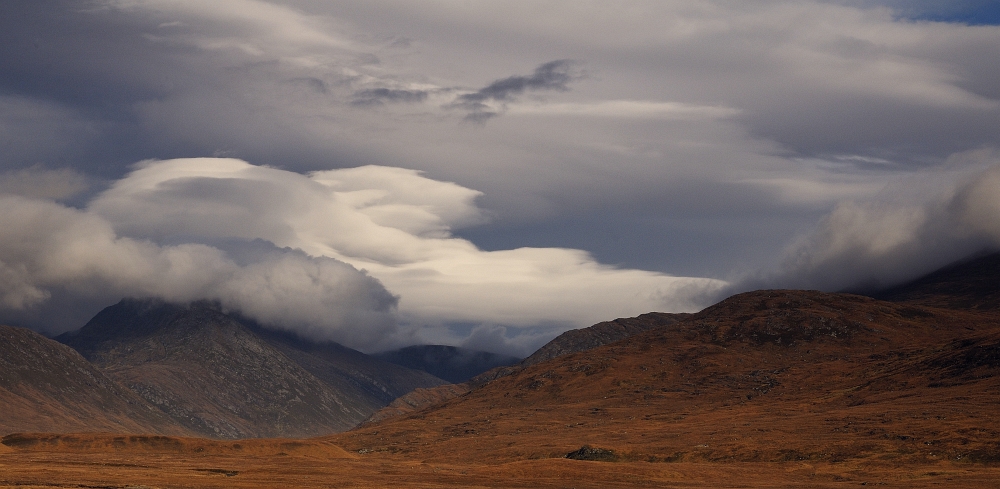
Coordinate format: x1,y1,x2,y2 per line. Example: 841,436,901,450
361,311,690,424
373,345,521,383
870,251,1000,311
2,252,1000,486
333,289,1000,465
55,298,446,439
0,324,193,437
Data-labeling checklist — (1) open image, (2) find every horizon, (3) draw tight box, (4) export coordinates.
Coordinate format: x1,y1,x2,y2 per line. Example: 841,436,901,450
1,1,999,356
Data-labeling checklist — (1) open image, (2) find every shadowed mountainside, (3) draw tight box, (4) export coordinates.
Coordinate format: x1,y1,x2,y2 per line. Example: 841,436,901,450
871,251,1000,311
373,345,521,383
251,325,450,408
0,325,192,437
56,299,445,439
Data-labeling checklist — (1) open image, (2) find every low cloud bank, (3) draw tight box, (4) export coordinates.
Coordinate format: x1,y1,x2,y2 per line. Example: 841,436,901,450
0,193,397,350
750,150,1000,293
0,158,725,353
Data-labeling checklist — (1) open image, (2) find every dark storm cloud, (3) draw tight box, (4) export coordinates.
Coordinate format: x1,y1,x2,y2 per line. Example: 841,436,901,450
848,0,1000,25
0,2,173,108
351,88,429,106
0,2,183,174
451,60,582,121
0,1,385,177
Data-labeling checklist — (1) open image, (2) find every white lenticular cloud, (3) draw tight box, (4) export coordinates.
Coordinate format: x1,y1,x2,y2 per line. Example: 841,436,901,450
89,157,726,344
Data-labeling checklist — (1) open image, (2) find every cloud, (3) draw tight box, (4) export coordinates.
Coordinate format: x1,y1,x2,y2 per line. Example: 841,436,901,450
0,96,103,172
451,60,583,121
1,0,1000,347
458,324,541,358
506,100,741,120
0,166,89,201
753,150,1000,292
0,191,397,349
85,158,725,351
352,88,429,106
108,0,356,55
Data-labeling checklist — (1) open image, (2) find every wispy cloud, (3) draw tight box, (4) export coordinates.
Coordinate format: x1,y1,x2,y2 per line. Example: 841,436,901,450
450,60,584,122
506,100,740,120
352,88,429,106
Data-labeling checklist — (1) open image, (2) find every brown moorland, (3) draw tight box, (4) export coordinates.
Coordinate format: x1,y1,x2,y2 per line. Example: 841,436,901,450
332,291,1000,467
2,255,1000,488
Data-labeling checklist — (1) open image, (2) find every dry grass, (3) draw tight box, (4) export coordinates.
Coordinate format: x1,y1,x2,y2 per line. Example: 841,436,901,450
3,290,1000,487
2,435,1000,488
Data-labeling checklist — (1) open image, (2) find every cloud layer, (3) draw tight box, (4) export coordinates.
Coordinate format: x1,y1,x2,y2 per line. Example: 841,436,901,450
753,151,1000,292
0,1,986,280
0,158,724,353
0,191,398,350
93,159,726,334
0,2,999,353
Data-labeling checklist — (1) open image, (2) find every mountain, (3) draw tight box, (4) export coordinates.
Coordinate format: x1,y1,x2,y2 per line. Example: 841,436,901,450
250,326,452,407
361,383,471,425
872,251,1000,311
57,299,445,439
519,312,689,367
4,256,1000,487
331,289,1000,465
358,254,1000,434
373,345,521,383
0,324,191,436
361,311,689,424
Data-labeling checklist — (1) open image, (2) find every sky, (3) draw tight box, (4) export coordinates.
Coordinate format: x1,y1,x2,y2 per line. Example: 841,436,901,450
1,1,999,356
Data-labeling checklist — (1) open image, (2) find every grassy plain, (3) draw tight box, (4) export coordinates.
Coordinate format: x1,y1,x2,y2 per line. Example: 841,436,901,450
2,433,999,488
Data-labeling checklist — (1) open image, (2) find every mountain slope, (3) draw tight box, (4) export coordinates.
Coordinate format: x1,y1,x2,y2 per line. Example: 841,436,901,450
0,325,191,436
251,326,448,407
362,312,688,423
873,251,1000,311
333,290,1000,465
58,299,445,439
520,312,689,367
374,345,521,383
